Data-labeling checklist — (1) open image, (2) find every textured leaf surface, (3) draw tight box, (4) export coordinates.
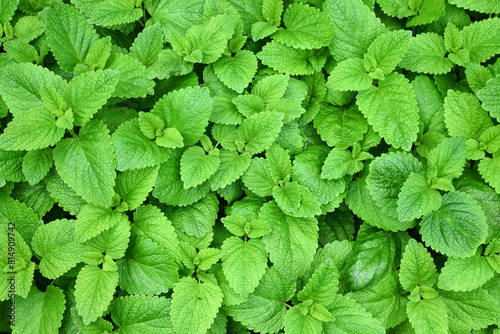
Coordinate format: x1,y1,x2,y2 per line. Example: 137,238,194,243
111,295,173,334
238,111,284,154
272,3,333,50
209,150,251,191
356,73,419,150
75,204,125,242
399,33,453,74
213,50,258,93
397,173,442,221
106,53,155,98
477,75,500,121
75,264,118,325
13,286,66,334
117,235,178,295
407,298,448,334
180,147,220,189
426,136,467,181
32,219,83,279
222,237,268,296
461,18,500,63
399,239,438,292
22,149,53,186
261,201,318,278
297,260,338,306
54,120,116,207
420,191,488,258
115,166,159,211
438,255,495,291
171,277,223,334
478,155,500,194
257,41,315,75
327,58,372,92
88,0,142,27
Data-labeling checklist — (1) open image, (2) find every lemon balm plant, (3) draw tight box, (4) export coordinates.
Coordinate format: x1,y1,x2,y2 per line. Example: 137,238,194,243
0,0,500,333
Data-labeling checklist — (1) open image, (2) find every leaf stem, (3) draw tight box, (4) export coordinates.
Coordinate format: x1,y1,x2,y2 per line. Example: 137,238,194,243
68,128,78,139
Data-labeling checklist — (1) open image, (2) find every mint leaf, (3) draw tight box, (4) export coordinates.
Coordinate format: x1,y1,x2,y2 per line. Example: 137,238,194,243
0,0,18,24
407,297,448,334
54,120,116,207
399,33,453,74
241,157,276,197
31,219,83,279
106,53,155,99
251,74,289,104
22,149,53,186
227,267,295,333
46,2,99,72
180,147,220,189
420,191,488,258
261,201,318,278
461,17,500,63
111,295,173,334
75,204,125,242
477,75,500,121
399,239,438,291
478,154,500,194
437,255,495,292
272,3,333,50
115,166,159,211
117,235,178,295
237,110,284,154
321,147,362,180
209,150,251,191
87,0,142,27
397,173,442,221
448,0,500,14
273,182,301,213
75,264,118,325
327,58,372,91
171,276,223,334
221,237,268,295
426,136,467,181
284,306,322,334
257,41,315,76
297,260,338,306
213,50,258,93
129,23,165,67
13,286,66,334
365,30,412,74
356,73,419,150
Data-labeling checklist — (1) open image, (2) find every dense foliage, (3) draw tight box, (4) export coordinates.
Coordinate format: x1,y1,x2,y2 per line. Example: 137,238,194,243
0,0,500,333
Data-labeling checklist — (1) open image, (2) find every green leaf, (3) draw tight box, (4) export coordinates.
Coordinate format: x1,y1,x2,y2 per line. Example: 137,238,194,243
111,295,173,334
133,204,180,260
444,90,492,140
461,17,500,63
365,29,412,74
83,216,130,260
112,119,171,171
106,53,155,98
22,149,53,186
75,264,118,325
272,3,333,50
273,182,302,215
166,191,219,238
209,150,251,191
262,0,283,26
313,105,368,149
323,0,385,61
399,239,438,292
227,267,295,333
297,260,338,306
407,0,446,27
54,120,116,207
117,235,178,295
251,21,279,41
213,50,258,93
257,41,315,76
479,125,500,154
439,289,500,330
347,175,413,232
63,70,118,127
0,0,18,24
322,294,385,334
356,72,420,150
347,271,408,329
426,136,467,182
13,286,66,334
230,95,264,119
407,297,448,334
31,219,83,279
153,149,210,206
221,237,268,295
11,182,55,219
412,75,444,131
0,106,64,151
184,14,235,64
171,276,223,334
266,143,291,183
465,63,493,94
261,201,318,278
477,75,500,121
284,305,323,334
397,173,442,222
321,147,362,180
0,192,43,245
448,0,500,14
420,191,488,258
3,40,39,63
115,166,159,211
237,110,284,155
399,33,453,74
87,0,142,27
292,145,347,206
76,204,125,242
327,58,372,91
152,86,212,146
478,154,500,194
0,63,66,115
251,74,289,104
241,157,276,197
45,171,86,216
366,151,424,219
346,227,398,291
46,2,99,72
197,248,222,271
180,147,220,189
84,37,112,71
129,23,165,67
144,0,204,38
438,255,495,292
